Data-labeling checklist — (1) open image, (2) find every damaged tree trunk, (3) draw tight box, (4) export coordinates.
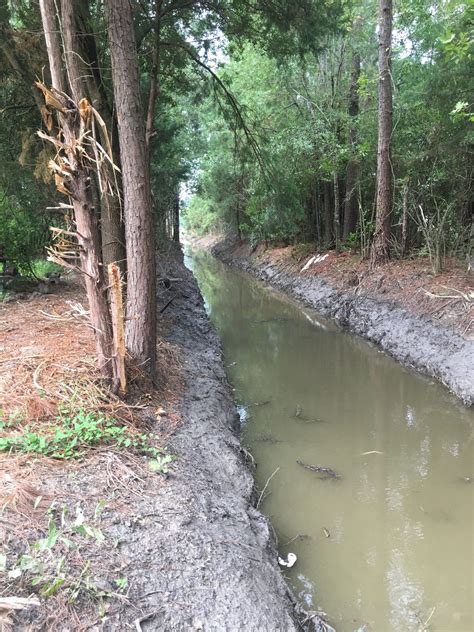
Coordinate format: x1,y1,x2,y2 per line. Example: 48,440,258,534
69,0,126,274
38,0,114,379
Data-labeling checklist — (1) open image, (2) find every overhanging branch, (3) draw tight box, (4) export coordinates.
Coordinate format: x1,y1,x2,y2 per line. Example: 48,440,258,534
161,39,267,174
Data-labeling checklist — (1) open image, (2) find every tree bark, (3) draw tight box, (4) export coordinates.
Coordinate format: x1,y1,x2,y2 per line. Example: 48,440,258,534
400,177,409,256
145,0,163,153
314,181,322,245
324,180,333,247
173,192,180,243
105,0,157,377
333,171,340,253
39,0,114,378
71,0,126,273
343,51,361,242
38,0,65,93
371,0,393,267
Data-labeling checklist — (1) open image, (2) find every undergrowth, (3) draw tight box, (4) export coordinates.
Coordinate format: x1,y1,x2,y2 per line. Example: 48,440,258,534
29,258,63,278
1,500,128,626
0,409,173,472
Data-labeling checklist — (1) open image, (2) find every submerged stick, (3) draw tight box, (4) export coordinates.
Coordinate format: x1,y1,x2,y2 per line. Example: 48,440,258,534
296,460,341,479
256,467,280,509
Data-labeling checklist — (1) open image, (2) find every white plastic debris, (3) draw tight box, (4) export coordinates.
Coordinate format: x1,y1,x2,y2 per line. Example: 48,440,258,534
300,253,329,272
301,256,316,272
278,552,297,568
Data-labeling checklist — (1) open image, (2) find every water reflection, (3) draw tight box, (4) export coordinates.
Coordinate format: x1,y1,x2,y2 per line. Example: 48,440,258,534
186,250,474,632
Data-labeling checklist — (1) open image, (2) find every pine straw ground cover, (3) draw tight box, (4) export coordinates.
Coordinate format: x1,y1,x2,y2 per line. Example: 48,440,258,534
0,276,183,630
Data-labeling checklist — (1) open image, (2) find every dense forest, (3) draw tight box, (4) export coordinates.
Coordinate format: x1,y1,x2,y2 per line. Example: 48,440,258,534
0,0,473,377
184,1,473,265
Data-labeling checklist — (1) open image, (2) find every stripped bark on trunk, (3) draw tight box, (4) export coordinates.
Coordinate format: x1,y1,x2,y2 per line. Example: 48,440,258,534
70,0,126,273
39,0,114,378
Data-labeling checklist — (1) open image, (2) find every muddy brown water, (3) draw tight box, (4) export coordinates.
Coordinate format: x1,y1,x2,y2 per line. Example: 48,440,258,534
185,250,473,632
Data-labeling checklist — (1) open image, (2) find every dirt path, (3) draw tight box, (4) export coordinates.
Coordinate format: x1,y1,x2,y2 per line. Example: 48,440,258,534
210,238,473,406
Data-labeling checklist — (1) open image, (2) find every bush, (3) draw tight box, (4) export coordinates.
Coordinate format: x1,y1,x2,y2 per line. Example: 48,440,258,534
0,195,53,275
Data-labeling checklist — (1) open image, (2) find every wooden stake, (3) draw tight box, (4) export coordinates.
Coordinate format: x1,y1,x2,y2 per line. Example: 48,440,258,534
108,263,126,394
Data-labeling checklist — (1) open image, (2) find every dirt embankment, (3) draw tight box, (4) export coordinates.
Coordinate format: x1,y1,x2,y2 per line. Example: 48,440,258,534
1,249,308,631
105,253,302,630
210,237,474,406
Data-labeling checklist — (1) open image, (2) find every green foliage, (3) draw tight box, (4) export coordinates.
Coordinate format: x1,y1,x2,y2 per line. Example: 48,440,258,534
0,193,54,274
114,576,128,592
0,410,172,464
29,259,63,278
148,455,173,474
183,0,472,259
183,195,223,236
1,0,472,270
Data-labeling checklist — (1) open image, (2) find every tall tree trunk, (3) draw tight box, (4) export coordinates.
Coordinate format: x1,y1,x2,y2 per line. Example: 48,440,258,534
333,171,340,253
400,177,409,257
324,180,333,247
38,0,65,92
371,0,393,267
173,192,180,243
314,181,322,245
105,0,157,377
145,0,163,153
39,0,114,378
343,51,361,242
72,0,126,273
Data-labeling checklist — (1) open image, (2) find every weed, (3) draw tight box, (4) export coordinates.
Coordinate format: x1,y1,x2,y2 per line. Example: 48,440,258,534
4,505,106,603
114,577,128,592
149,455,173,474
0,410,172,465
0,410,24,429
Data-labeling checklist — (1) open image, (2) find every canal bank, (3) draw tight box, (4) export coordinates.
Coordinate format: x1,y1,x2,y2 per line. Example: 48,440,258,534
210,238,473,406
1,246,318,631
187,247,473,632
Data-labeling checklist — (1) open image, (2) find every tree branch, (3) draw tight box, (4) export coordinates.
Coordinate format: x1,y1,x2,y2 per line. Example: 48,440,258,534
161,39,266,174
